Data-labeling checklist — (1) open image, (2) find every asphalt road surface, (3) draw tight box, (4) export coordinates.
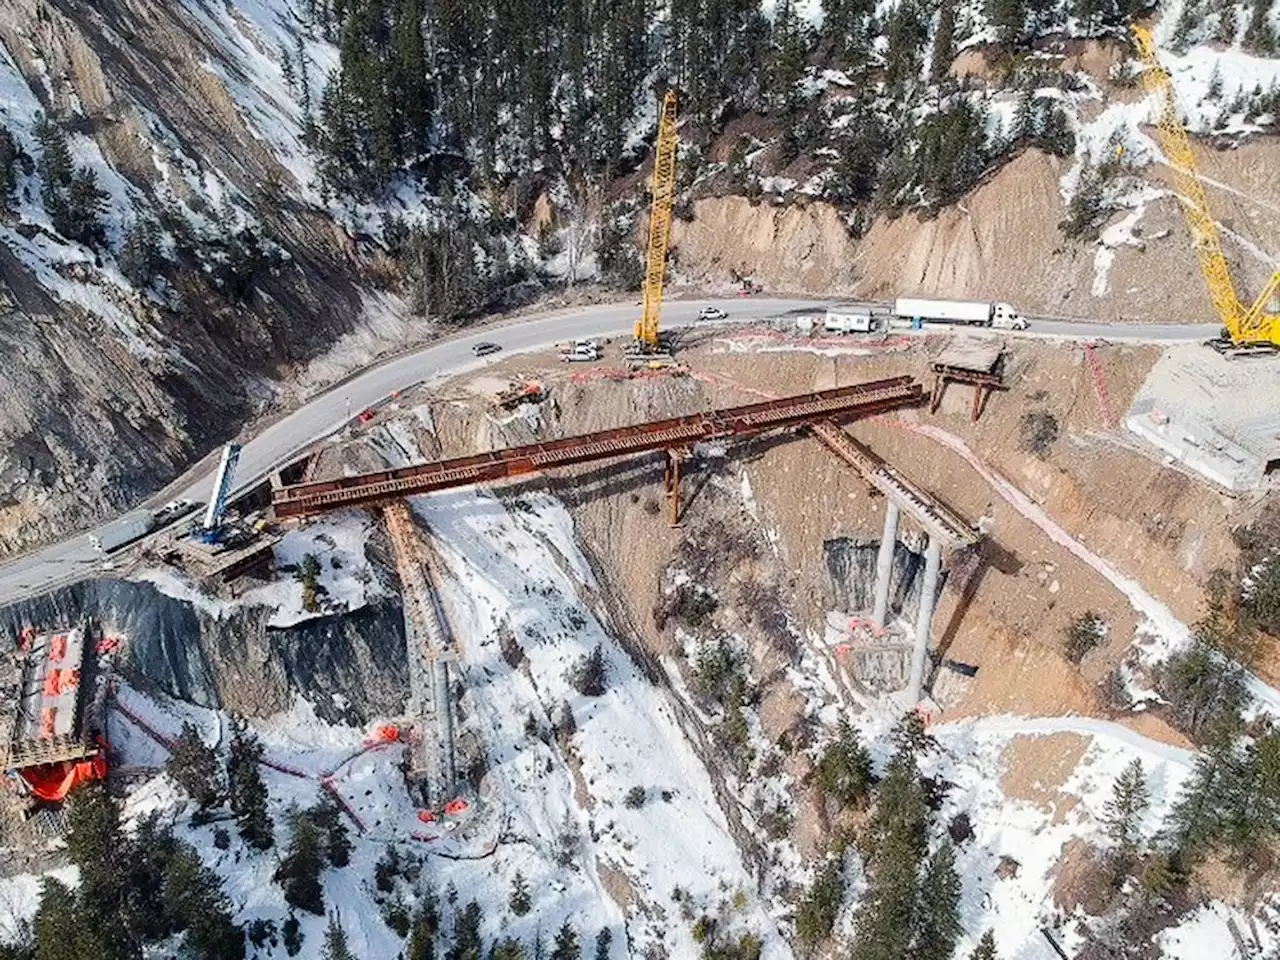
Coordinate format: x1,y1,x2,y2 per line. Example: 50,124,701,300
0,297,1220,604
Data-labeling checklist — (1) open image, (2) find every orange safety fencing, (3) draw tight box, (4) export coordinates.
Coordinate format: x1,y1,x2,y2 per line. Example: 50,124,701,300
20,753,107,802
49,633,68,662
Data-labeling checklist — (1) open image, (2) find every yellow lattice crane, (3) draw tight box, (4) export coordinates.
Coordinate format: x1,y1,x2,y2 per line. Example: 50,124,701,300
1132,25,1280,353
635,91,679,353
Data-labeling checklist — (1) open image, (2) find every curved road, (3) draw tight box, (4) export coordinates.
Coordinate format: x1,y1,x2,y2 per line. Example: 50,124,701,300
0,297,1219,603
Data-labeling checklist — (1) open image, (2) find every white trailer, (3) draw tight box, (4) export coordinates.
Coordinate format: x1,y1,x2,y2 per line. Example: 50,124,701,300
89,512,156,554
893,297,1027,330
823,305,877,334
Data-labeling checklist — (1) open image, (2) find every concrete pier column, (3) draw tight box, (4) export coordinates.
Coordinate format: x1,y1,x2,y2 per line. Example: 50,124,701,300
871,501,901,628
906,536,943,704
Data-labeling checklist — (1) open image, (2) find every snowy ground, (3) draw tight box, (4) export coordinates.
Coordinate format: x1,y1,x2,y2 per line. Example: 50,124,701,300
130,510,387,629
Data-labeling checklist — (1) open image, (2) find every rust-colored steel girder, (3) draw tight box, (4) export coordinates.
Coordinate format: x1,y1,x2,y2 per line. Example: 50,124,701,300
272,377,924,519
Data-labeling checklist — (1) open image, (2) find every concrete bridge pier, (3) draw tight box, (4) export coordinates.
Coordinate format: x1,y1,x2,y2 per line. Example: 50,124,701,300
871,501,900,629
906,536,943,705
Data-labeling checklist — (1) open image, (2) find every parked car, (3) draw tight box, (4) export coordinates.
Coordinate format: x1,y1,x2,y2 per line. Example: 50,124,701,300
472,342,502,356
698,307,728,321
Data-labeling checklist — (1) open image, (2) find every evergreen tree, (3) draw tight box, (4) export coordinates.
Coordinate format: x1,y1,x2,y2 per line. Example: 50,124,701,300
447,901,484,960
275,809,326,915
795,857,846,947
550,921,579,960
1245,0,1277,53
311,795,352,867
408,896,440,960
228,719,274,850
162,846,244,960
770,0,810,160
0,124,31,212
883,0,928,93
1158,641,1250,744
64,783,135,960
913,842,962,960
491,940,526,960
569,645,608,696
815,719,874,808
593,928,611,960
35,113,108,248
931,1,957,84
968,931,998,960
509,871,532,916
1167,746,1228,863
1102,759,1149,875
284,914,304,957
322,912,355,960
987,0,1028,45
33,879,88,960
167,722,222,810
119,217,163,289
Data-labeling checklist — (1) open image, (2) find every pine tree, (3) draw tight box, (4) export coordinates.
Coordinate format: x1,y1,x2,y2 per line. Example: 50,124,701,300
931,1,957,84
310,795,352,867
593,929,611,960
913,842,962,960
815,719,874,808
284,914,304,957
0,124,30,212
968,930,998,960
64,783,135,960
987,0,1028,46
167,722,222,810
228,719,274,850
408,895,440,960
509,871,532,916
33,878,88,960
491,940,526,960
1103,759,1149,875
275,809,326,915
163,845,244,960
1167,747,1228,863
569,645,607,696
447,901,484,960
795,857,846,947
550,921,579,960
322,912,355,960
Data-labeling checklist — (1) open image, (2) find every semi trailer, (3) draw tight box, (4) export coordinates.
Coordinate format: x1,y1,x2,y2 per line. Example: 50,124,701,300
893,297,1028,330
88,512,156,554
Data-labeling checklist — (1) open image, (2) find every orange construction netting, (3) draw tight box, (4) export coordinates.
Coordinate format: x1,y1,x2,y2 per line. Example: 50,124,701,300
20,753,107,803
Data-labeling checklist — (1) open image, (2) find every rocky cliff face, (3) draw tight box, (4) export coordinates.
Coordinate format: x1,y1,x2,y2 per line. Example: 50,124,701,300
0,0,370,556
0,578,408,724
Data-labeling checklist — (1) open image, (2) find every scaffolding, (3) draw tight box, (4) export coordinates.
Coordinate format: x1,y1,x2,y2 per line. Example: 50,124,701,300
382,502,456,802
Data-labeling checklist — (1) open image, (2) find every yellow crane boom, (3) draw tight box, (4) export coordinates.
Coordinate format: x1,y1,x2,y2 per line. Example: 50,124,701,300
1131,25,1280,351
636,91,679,352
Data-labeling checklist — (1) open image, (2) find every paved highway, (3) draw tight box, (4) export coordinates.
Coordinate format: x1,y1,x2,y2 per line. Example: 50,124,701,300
0,297,1219,604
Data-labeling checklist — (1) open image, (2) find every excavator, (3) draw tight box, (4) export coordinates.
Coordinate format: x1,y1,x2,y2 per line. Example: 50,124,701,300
1132,25,1280,354
632,90,679,358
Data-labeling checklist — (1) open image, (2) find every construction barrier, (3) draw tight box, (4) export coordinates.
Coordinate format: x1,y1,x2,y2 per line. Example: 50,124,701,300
20,753,107,803
320,777,366,834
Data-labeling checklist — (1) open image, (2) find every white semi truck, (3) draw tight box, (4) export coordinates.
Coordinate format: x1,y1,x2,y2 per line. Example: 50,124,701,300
893,297,1028,330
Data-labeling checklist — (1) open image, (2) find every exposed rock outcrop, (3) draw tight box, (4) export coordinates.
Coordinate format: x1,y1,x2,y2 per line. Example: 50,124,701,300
0,579,408,724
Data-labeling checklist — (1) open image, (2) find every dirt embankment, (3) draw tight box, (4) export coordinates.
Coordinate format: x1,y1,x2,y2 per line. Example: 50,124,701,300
672,137,1280,324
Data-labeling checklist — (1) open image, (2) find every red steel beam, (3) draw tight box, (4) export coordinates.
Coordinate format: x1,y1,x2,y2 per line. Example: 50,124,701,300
272,377,923,518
